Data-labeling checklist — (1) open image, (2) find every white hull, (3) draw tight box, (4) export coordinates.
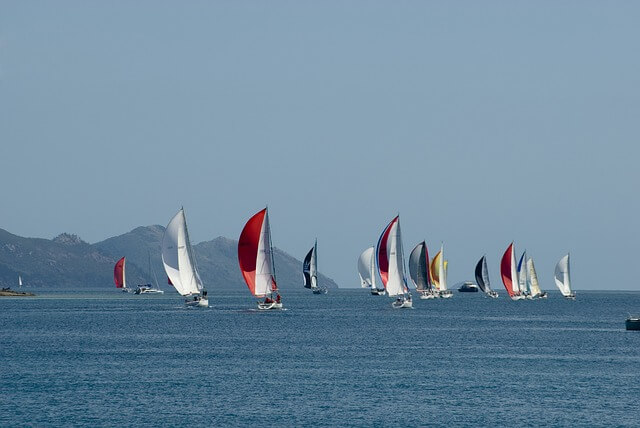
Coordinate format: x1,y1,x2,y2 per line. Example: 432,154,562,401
257,301,283,310
439,290,453,299
392,298,413,309
135,287,164,295
485,291,499,298
311,287,327,294
419,291,438,300
185,296,208,307
371,289,386,296
564,293,576,300
511,294,527,300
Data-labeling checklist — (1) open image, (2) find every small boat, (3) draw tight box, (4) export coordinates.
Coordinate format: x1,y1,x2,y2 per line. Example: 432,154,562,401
162,208,208,307
409,241,438,299
430,244,453,298
238,207,283,310
113,256,130,293
555,253,575,299
376,215,412,308
501,243,525,300
625,317,640,330
303,239,327,294
358,247,386,295
134,252,164,295
457,282,479,292
474,256,499,298
18,275,22,289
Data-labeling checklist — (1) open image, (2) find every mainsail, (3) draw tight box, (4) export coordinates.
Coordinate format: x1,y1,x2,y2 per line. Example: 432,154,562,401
409,241,431,292
238,207,277,298
161,208,203,296
376,215,408,297
303,240,317,289
114,257,126,289
517,251,528,294
500,243,519,298
474,256,493,294
527,257,541,296
554,253,572,296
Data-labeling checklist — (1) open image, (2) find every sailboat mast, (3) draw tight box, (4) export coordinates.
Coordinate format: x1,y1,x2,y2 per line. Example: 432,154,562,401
181,208,204,293
266,208,277,295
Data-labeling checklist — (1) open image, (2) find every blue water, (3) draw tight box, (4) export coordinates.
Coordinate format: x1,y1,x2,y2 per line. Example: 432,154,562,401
1,290,639,426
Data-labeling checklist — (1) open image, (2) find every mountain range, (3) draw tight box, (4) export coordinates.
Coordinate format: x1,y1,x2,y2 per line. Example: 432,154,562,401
0,226,339,290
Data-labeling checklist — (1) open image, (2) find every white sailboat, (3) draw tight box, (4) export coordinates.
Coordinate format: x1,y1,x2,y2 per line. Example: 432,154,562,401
358,247,385,295
554,253,575,299
303,239,327,294
162,208,208,307
526,257,547,299
135,252,165,295
238,207,283,310
18,276,22,289
376,215,412,309
517,251,529,297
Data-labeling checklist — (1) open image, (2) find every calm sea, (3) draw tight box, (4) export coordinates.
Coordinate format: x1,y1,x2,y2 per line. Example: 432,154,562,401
1,289,639,427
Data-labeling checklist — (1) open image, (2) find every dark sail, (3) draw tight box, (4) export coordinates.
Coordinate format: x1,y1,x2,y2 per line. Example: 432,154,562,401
302,247,313,288
475,256,487,293
409,242,430,291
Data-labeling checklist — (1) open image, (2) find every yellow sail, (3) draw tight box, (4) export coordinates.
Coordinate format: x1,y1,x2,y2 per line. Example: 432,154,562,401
430,250,442,289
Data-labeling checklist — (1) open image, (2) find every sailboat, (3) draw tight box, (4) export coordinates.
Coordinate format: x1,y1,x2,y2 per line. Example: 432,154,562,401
303,239,327,294
376,215,412,309
358,247,386,295
474,256,499,298
113,256,129,292
18,275,22,289
238,207,283,310
134,252,164,295
526,256,547,298
409,241,437,299
517,251,529,297
430,244,453,298
162,208,208,307
554,253,575,299
500,243,525,300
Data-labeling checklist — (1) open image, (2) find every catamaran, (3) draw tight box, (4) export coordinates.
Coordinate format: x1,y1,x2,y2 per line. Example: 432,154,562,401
409,241,437,299
238,207,283,310
162,208,208,307
376,215,412,309
474,256,499,298
114,257,129,293
554,253,575,299
430,243,453,298
303,239,327,294
358,247,385,295
135,252,164,295
500,242,525,300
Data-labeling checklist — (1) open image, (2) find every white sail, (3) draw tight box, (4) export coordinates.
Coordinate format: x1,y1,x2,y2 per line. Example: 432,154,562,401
254,209,275,297
527,258,541,296
18,275,22,287
554,253,572,296
162,208,202,296
518,252,528,294
510,244,519,295
358,247,375,288
385,220,407,297
438,243,448,291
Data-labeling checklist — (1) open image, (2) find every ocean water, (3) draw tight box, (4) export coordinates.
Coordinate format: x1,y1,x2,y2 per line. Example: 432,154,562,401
1,289,639,427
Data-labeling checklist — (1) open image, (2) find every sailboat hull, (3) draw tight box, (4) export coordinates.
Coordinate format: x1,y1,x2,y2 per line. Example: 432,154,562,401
312,288,327,294
419,291,438,300
392,298,413,309
625,318,640,330
257,302,283,310
185,297,208,308
371,289,386,296
439,290,453,299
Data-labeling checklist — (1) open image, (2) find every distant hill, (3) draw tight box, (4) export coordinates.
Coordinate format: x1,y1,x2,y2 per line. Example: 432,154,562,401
0,226,339,291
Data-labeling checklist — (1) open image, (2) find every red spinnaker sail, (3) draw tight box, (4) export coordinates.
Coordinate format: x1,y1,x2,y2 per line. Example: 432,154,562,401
114,257,125,288
376,216,398,288
500,243,515,297
238,208,267,296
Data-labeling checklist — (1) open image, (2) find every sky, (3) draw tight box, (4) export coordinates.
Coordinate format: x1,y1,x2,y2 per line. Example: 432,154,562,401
1,1,639,290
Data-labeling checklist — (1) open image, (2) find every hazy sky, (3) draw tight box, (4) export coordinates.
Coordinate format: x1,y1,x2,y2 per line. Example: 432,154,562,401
1,1,639,290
